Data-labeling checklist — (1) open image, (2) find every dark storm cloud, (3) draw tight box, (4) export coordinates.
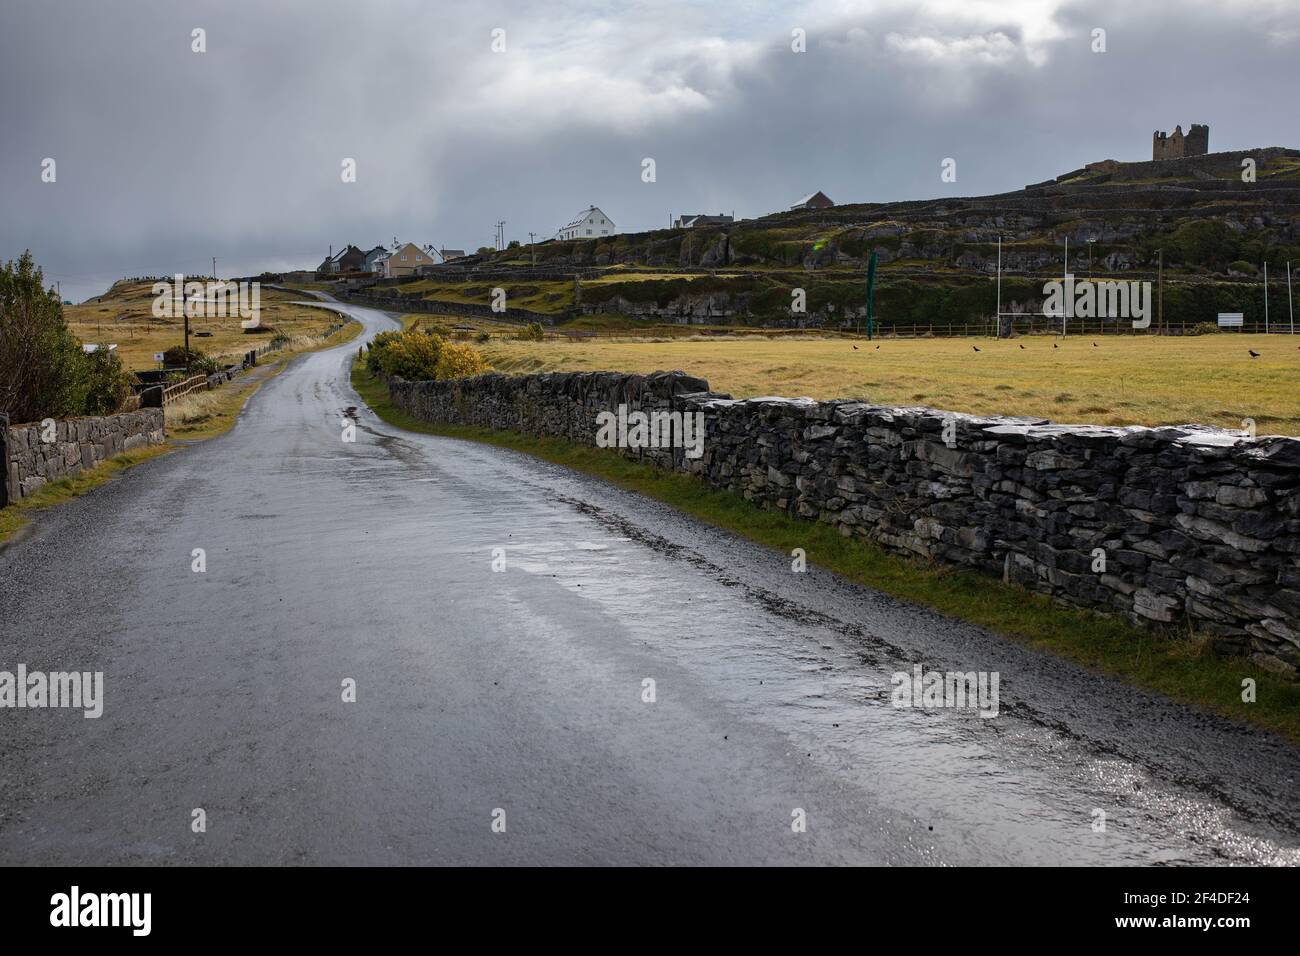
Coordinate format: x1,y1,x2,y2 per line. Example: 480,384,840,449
1,0,1295,301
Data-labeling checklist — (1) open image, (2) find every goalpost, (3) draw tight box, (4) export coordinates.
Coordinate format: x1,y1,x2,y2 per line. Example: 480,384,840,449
995,234,1072,337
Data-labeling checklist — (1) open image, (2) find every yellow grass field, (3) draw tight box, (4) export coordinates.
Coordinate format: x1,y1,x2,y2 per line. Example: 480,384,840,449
481,333,1300,436
65,280,342,371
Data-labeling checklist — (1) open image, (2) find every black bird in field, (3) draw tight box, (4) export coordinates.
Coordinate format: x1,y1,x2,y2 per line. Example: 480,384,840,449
1019,344,1025,349
875,345,880,350
852,345,859,350
1053,342,1059,349
1249,350,1261,358
1093,342,1099,348
972,345,981,352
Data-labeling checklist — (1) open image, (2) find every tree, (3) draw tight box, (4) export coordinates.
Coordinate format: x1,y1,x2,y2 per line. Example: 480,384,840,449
507,239,521,250
476,246,495,256
0,251,88,422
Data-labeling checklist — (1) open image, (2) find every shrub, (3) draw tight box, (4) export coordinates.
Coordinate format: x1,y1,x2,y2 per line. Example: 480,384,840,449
371,329,443,379
435,340,491,379
366,328,490,381
517,321,545,341
82,348,134,415
162,345,202,367
0,251,88,422
161,346,219,375
475,331,491,343
365,330,402,374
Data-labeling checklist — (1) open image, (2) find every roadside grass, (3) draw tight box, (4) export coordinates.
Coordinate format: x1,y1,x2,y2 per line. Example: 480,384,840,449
351,358,1300,744
0,445,170,546
1,320,364,542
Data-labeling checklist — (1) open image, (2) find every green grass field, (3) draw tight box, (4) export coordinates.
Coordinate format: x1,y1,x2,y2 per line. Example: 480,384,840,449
481,332,1300,435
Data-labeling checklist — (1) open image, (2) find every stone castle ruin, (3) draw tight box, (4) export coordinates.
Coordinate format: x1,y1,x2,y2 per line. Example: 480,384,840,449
1152,123,1209,161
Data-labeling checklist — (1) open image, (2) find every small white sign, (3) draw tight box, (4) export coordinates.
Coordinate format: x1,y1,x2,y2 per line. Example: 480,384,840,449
153,352,164,361
1217,313,1244,327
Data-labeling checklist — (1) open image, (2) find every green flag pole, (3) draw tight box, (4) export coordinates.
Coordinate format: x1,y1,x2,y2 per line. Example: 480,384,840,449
865,250,878,340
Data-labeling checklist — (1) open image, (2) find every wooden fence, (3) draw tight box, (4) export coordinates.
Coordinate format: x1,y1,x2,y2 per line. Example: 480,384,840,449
161,374,209,404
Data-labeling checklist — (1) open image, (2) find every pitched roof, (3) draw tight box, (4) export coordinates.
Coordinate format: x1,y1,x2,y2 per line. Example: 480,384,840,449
330,244,363,263
558,206,611,231
793,191,832,207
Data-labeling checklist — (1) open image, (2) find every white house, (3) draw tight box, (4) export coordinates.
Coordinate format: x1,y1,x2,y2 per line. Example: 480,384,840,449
556,206,615,241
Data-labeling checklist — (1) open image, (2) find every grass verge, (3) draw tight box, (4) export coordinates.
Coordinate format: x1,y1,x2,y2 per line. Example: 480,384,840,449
351,358,1300,744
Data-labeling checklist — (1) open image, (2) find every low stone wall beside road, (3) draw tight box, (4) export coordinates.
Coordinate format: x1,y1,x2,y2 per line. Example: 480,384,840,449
2,408,165,506
387,369,1300,677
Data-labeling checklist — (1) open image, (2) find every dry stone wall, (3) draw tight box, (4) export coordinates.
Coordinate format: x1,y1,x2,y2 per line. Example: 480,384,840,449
386,370,1300,678
2,409,165,506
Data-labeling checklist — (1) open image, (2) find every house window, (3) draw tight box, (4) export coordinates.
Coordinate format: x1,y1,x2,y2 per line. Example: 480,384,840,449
586,229,592,235
401,255,407,261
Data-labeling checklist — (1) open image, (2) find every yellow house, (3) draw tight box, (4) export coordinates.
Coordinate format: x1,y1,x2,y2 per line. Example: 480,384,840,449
375,242,436,278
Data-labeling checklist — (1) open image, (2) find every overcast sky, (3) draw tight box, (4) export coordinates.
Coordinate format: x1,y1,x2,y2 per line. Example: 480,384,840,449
2,0,1297,302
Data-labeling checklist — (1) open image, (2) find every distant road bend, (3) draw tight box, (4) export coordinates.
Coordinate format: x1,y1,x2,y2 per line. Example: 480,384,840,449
1,296,1297,865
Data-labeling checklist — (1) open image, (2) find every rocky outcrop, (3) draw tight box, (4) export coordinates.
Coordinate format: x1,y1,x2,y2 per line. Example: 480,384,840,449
388,370,1300,677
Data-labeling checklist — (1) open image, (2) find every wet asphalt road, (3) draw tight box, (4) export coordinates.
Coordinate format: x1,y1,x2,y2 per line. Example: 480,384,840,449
1,300,1298,866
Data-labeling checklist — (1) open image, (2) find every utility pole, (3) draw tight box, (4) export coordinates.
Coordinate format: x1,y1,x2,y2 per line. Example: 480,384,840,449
1288,261,1294,334
865,250,878,341
995,235,1001,337
212,256,217,280
1062,236,1069,337
1157,249,1164,334
1264,261,1269,334
528,232,537,268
